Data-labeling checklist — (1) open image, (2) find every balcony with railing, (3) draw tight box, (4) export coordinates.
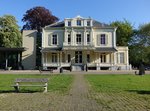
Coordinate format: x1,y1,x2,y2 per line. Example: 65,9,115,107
63,42,95,50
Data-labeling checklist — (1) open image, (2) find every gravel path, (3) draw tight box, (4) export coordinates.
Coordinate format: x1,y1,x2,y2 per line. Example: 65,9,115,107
57,74,101,111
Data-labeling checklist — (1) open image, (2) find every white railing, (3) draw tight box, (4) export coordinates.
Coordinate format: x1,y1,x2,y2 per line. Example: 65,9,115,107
96,63,114,67
43,62,71,67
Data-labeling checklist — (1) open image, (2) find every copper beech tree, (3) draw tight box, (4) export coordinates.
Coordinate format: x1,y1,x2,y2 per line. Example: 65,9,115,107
22,6,59,32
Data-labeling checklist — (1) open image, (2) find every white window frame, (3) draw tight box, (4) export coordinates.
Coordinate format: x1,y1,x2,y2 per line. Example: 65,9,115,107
52,53,57,63
87,21,90,26
76,34,82,44
77,20,81,26
52,34,58,45
120,52,124,64
68,21,71,26
68,34,71,44
100,34,106,45
87,34,90,44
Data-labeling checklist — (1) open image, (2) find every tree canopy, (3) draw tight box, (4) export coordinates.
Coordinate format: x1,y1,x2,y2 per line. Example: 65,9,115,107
110,20,133,46
129,24,150,67
22,6,59,32
0,15,22,48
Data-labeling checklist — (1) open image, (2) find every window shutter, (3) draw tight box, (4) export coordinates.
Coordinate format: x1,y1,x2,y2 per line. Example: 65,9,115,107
48,35,51,46
57,35,59,45
97,35,100,46
105,34,108,45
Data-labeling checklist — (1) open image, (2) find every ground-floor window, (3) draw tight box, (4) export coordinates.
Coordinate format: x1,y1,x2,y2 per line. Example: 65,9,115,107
87,54,90,63
120,53,124,64
100,54,106,63
52,53,57,63
75,51,82,63
68,54,71,63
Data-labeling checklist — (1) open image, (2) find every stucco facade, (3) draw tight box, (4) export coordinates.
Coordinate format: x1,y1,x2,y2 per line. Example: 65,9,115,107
22,30,37,70
41,16,131,71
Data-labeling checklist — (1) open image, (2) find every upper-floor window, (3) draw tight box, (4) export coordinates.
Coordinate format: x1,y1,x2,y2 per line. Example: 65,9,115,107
52,34,57,45
87,21,90,26
87,34,90,44
76,34,82,44
68,34,71,44
68,21,71,26
100,34,106,45
77,20,81,26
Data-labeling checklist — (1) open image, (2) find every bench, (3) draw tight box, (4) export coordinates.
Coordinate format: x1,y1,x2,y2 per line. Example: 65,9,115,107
12,78,48,92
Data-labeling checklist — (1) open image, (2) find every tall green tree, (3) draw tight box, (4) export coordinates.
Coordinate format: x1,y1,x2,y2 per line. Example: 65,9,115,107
0,15,21,47
110,20,133,46
22,6,59,32
129,23,150,67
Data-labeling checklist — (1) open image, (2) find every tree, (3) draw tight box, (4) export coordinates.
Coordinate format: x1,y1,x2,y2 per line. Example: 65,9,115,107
129,23,150,68
0,15,22,48
110,20,133,46
22,6,59,32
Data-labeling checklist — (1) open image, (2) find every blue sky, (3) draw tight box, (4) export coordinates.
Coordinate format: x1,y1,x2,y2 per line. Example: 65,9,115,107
0,0,150,29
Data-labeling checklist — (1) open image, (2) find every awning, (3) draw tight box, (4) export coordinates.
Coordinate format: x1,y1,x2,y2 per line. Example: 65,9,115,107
0,47,26,52
95,47,117,52
41,47,62,52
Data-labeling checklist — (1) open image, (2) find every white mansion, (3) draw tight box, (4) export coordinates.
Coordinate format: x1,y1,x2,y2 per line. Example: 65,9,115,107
22,16,131,71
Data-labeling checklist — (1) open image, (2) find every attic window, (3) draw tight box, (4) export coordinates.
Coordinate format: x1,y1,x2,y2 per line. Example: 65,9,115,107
77,20,81,26
68,21,71,26
87,21,90,26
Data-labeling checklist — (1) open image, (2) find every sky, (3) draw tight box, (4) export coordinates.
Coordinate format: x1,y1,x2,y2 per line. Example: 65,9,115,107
0,0,150,29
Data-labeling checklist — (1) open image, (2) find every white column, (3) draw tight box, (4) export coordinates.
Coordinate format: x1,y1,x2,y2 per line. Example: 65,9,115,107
46,53,48,66
84,28,86,45
114,53,116,65
71,28,74,45
126,50,129,65
64,29,67,45
90,28,93,45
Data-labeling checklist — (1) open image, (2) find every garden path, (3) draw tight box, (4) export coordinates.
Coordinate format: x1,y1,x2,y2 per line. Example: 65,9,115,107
57,74,101,111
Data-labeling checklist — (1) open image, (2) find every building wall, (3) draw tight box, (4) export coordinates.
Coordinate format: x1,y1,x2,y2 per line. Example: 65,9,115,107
42,29,64,48
22,30,37,70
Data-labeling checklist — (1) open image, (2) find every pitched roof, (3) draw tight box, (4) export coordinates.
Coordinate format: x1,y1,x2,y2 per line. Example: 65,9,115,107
44,17,113,28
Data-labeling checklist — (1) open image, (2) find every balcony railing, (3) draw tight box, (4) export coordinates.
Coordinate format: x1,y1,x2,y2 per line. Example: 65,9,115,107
43,62,71,67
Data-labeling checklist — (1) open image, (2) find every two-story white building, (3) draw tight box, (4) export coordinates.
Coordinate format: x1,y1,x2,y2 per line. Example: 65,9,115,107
41,16,131,71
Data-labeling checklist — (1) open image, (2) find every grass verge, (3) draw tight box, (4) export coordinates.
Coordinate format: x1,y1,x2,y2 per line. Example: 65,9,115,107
85,74,150,111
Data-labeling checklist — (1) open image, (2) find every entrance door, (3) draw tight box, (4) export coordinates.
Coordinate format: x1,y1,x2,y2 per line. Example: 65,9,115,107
75,51,82,63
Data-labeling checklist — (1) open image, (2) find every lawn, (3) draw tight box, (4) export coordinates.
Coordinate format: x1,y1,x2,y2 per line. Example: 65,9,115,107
0,74,73,93
0,74,73,111
85,74,150,111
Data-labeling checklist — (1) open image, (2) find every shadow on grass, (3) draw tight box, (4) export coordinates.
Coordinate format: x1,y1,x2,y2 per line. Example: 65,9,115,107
127,90,150,95
0,90,42,93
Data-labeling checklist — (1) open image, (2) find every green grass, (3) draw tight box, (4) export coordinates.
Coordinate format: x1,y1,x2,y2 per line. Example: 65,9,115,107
0,74,73,93
85,74,150,110
85,74,150,93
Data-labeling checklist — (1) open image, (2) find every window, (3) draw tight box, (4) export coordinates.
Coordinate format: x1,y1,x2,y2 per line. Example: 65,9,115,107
52,34,57,45
87,54,90,63
68,21,71,26
52,53,57,63
68,34,71,44
87,34,90,44
68,54,71,63
100,34,106,45
120,53,124,64
100,54,106,63
76,34,81,44
87,21,90,26
77,20,81,26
